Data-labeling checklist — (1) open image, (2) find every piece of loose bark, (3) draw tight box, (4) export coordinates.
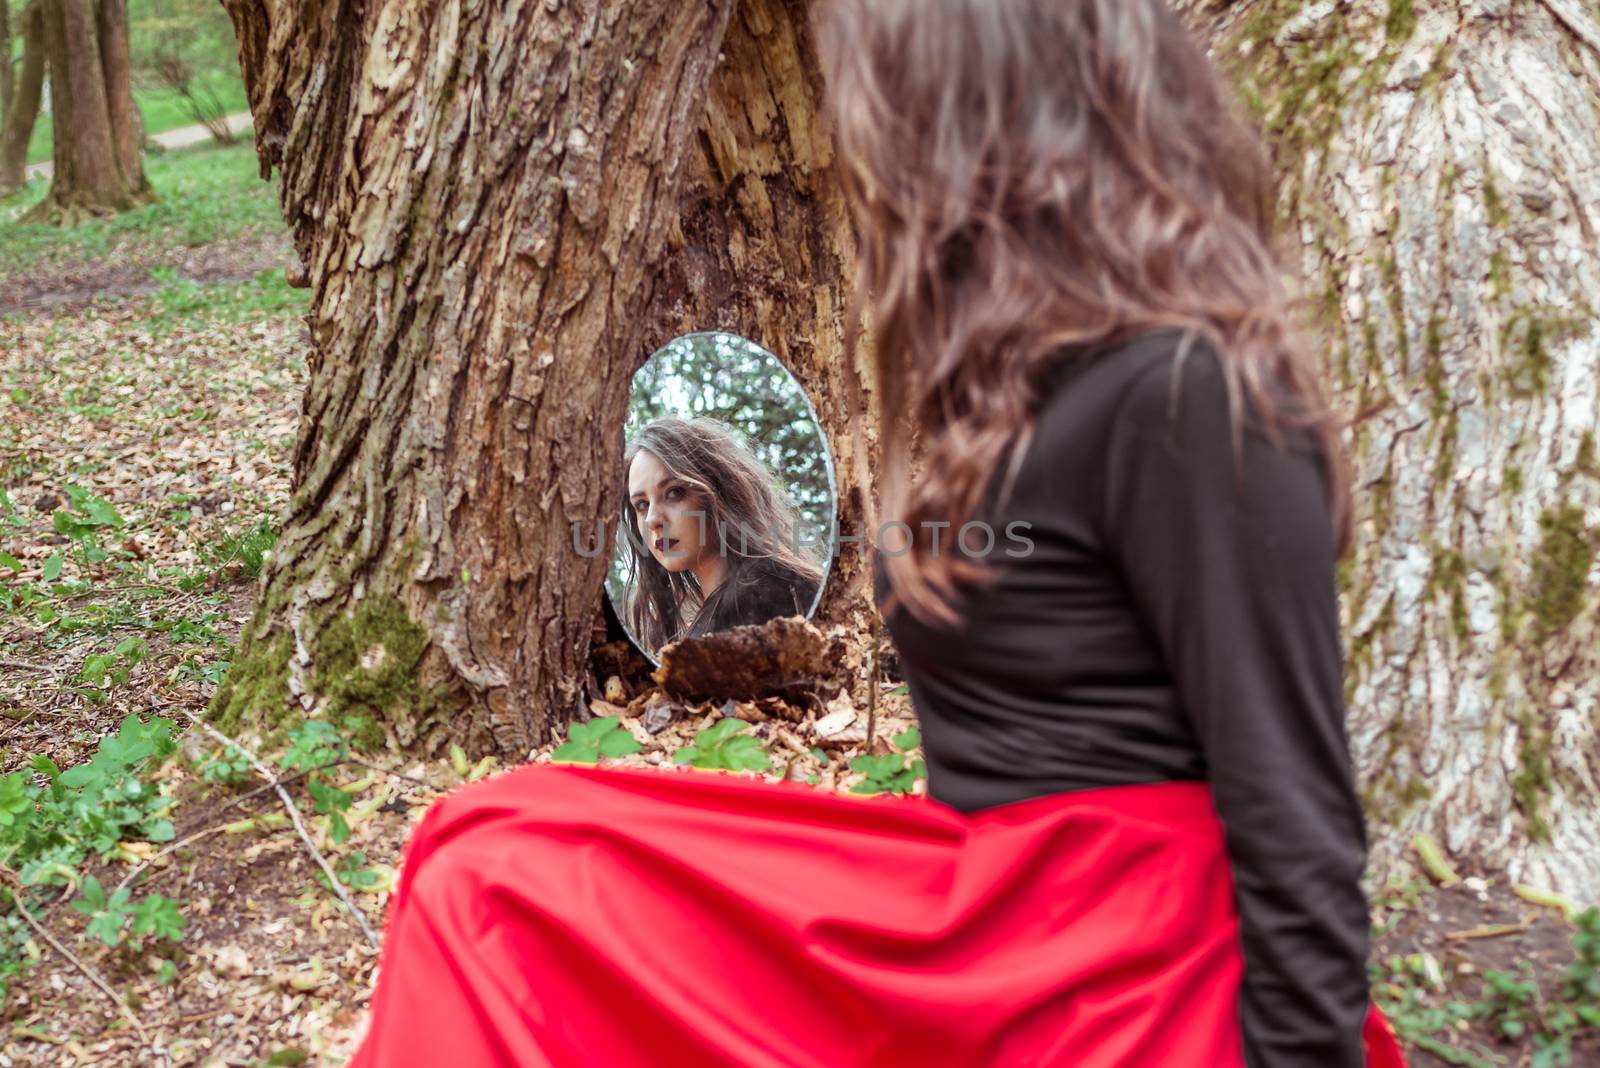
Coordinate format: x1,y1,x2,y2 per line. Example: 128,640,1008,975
651,616,848,710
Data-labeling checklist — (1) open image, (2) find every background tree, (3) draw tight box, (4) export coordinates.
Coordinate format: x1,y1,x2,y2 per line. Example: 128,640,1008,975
30,0,151,220
0,1,45,194
1175,0,1600,895
2,0,12,116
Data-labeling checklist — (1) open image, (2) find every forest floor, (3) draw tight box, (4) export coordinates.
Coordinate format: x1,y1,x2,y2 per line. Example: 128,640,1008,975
0,139,1597,1068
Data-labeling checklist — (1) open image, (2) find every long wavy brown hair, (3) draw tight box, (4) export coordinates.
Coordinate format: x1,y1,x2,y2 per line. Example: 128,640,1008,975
619,417,827,655
813,0,1355,630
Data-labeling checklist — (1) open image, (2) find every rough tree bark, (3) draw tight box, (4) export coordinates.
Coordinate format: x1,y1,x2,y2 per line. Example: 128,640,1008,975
1179,0,1600,896
0,2,46,195
216,0,875,759
29,0,149,220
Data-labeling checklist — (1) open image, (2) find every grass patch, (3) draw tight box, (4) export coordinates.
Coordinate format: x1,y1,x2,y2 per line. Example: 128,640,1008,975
145,266,307,329
0,141,281,271
24,70,251,165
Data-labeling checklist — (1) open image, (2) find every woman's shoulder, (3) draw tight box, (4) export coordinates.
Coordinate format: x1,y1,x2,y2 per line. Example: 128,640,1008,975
757,560,819,612
1065,329,1312,452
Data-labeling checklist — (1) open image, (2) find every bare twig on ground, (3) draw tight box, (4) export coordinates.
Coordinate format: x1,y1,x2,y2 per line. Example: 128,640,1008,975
1444,918,1538,941
167,708,381,949
111,763,327,895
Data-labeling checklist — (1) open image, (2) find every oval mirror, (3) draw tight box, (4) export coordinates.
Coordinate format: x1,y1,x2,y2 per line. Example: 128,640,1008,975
608,331,836,665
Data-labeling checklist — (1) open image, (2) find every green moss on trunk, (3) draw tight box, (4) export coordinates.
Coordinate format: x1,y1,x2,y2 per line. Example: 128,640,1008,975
1528,504,1596,638
1510,708,1554,843
311,593,439,727
209,625,294,736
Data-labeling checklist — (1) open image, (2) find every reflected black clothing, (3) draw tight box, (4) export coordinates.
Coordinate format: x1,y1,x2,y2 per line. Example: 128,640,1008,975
688,559,820,637
872,329,1371,1068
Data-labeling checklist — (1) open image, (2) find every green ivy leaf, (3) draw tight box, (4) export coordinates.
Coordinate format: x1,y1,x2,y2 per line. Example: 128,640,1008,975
74,875,107,913
41,551,63,582
694,718,748,748
719,735,771,773
597,728,642,758
550,739,600,764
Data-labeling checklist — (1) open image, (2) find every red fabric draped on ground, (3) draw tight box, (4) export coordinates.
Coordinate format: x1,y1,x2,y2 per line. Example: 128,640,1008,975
347,761,1406,1068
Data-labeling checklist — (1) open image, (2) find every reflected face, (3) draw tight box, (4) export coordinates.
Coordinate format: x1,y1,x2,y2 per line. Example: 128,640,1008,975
628,450,711,573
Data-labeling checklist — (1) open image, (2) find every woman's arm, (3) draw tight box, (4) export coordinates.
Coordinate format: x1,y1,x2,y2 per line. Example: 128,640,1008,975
1100,339,1372,1068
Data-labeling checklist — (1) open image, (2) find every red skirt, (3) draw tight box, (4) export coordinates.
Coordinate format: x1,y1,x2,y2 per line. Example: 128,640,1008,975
347,761,1406,1067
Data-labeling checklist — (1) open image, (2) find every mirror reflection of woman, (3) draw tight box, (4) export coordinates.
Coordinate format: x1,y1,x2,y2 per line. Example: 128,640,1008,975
620,416,824,655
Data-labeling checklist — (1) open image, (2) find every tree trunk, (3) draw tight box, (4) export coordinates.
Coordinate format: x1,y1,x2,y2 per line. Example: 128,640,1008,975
2,0,13,120
28,0,149,221
214,0,779,757
93,0,144,194
0,3,46,195
1180,0,1600,896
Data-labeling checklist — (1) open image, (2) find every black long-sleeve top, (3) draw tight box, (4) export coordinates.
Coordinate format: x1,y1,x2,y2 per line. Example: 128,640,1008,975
872,328,1372,1067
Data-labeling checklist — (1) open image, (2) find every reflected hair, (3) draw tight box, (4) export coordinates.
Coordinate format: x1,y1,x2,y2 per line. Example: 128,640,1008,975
814,0,1355,629
620,416,827,655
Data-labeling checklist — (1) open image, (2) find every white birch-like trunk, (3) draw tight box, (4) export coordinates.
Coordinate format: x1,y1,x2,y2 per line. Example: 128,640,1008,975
1186,0,1600,895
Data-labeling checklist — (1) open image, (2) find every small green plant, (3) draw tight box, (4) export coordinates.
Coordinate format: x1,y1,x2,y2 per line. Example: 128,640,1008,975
197,514,277,579
198,743,252,785
1370,953,1495,1067
275,716,377,850
76,636,148,704
848,727,926,796
0,714,180,998
673,718,770,773
1562,908,1600,1023
278,717,372,845
71,877,185,949
308,778,354,843
551,716,642,764
51,484,127,570
1476,964,1543,1040
316,850,381,893
72,876,135,945
177,656,231,685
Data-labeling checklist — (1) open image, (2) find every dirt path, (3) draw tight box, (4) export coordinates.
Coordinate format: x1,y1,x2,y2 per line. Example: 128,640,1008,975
22,111,255,181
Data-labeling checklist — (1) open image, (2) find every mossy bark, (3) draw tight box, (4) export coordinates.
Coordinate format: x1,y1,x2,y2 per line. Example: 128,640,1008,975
217,0,871,757
1179,0,1600,895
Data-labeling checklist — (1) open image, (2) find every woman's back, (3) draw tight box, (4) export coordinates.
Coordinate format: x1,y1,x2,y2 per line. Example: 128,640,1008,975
876,327,1373,1064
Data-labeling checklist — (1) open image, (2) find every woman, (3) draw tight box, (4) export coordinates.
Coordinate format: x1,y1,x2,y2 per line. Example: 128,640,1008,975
620,416,826,656
347,1,1407,1065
